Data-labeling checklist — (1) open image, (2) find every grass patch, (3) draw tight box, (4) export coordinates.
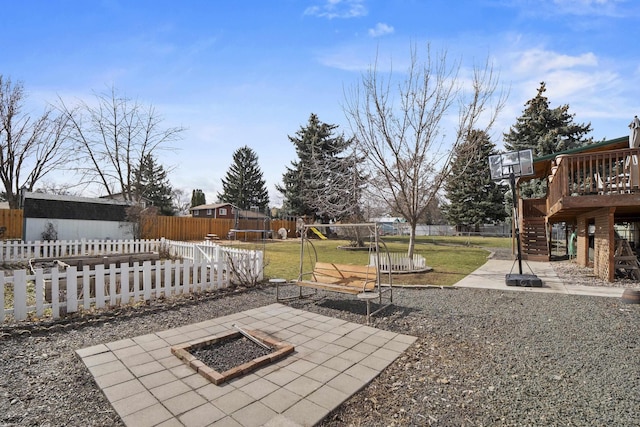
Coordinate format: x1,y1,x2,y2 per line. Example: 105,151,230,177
227,235,510,287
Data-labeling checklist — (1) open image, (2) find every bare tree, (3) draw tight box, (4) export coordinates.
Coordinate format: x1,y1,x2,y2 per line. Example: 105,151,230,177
0,76,72,208
344,44,507,257
171,188,192,216
303,146,367,223
57,87,184,201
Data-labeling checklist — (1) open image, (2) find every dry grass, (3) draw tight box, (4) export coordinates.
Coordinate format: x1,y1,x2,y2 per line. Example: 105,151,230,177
226,235,507,287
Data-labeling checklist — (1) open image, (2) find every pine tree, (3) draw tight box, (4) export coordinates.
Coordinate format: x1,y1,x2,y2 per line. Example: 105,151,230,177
191,189,206,207
504,82,594,198
133,154,175,216
218,146,269,211
277,113,365,221
443,130,506,231
504,82,593,157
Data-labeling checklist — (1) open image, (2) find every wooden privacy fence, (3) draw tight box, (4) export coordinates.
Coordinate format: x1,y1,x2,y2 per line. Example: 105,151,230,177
0,209,297,242
0,209,23,239
141,216,234,240
141,216,297,241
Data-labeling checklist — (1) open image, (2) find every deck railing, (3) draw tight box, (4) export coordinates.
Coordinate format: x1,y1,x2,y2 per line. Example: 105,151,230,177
547,148,640,208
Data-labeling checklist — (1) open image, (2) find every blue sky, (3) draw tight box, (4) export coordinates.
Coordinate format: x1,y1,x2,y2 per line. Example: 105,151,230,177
2,0,639,206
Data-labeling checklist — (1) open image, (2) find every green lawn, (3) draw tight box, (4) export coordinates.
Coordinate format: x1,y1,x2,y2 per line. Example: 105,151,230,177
232,235,510,287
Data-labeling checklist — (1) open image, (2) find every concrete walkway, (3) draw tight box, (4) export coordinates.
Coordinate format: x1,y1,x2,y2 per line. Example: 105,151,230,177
76,303,416,427
454,259,626,298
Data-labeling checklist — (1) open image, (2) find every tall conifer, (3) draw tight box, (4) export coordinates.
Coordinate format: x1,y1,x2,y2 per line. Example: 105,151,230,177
443,130,506,231
218,146,269,211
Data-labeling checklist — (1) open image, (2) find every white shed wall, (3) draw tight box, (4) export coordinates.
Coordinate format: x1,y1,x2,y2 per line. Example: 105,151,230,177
25,218,134,241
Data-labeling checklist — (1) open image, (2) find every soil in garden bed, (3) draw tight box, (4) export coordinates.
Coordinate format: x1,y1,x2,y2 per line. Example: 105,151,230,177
190,336,272,373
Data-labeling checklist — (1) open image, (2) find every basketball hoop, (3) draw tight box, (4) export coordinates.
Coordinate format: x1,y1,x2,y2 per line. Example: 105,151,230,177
487,149,542,287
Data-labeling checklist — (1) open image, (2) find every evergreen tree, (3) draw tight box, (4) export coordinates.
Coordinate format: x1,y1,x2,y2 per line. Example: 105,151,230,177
504,82,593,157
443,130,506,231
191,189,206,207
133,154,175,216
277,113,365,221
504,82,594,198
218,146,269,211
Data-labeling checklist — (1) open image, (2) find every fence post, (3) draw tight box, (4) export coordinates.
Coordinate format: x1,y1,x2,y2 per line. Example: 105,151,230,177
13,270,28,321
215,245,223,288
121,263,130,305
51,268,60,319
143,261,152,301
109,264,117,307
83,265,91,310
164,259,172,297
95,265,105,309
0,271,4,323
67,266,78,314
155,260,162,299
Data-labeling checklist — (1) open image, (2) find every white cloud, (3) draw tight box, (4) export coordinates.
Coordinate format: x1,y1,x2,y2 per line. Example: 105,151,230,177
512,48,598,74
494,41,638,140
551,0,627,16
368,22,394,37
304,0,367,19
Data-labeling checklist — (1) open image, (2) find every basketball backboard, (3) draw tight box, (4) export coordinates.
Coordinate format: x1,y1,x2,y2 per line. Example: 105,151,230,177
488,149,534,181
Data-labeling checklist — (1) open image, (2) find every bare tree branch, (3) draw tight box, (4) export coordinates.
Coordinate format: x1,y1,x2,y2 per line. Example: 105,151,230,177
0,76,73,208
344,44,507,257
56,87,185,200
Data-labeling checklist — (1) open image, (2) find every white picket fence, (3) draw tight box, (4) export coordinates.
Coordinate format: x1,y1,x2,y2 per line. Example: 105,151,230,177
371,252,427,272
162,239,264,283
1,238,264,324
0,238,162,262
0,259,225,323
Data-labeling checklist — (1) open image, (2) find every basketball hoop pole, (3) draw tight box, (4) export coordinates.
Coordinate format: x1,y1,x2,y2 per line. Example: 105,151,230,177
510,169,523,275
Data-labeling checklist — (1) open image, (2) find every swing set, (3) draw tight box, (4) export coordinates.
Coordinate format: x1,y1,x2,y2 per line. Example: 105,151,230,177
276,223,393,323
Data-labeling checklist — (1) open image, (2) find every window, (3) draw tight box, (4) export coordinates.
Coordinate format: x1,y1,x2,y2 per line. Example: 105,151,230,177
207,209,212,215
193,210,199,216
219,208,227,216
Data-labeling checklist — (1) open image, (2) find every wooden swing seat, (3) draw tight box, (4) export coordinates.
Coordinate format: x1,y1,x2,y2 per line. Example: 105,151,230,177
296,262,377,294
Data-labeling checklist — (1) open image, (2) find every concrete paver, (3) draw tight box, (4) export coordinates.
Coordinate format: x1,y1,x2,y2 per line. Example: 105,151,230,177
77,303,416,426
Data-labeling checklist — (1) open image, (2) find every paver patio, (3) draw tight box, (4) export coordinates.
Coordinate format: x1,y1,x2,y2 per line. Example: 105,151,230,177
77,303,416,427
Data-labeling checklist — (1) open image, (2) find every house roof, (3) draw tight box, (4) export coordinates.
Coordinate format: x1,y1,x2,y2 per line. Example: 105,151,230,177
240,210,267,219
190,203,234,211
100,192,152,203
25,191,132,206
189,203,267,219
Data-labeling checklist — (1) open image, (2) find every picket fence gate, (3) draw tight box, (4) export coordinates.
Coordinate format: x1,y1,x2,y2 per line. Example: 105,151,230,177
1,238,264,324
371,252,427,272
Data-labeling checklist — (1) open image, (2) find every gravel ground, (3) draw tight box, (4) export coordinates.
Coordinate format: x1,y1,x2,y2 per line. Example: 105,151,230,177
1,271,639,426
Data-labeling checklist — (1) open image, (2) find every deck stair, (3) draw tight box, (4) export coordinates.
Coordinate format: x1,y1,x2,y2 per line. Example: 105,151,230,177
614,238,640,280
521,217,549,261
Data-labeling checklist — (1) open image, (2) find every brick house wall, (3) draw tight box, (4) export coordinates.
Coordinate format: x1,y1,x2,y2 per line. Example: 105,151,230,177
578,207,615,281
593,207,615,282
